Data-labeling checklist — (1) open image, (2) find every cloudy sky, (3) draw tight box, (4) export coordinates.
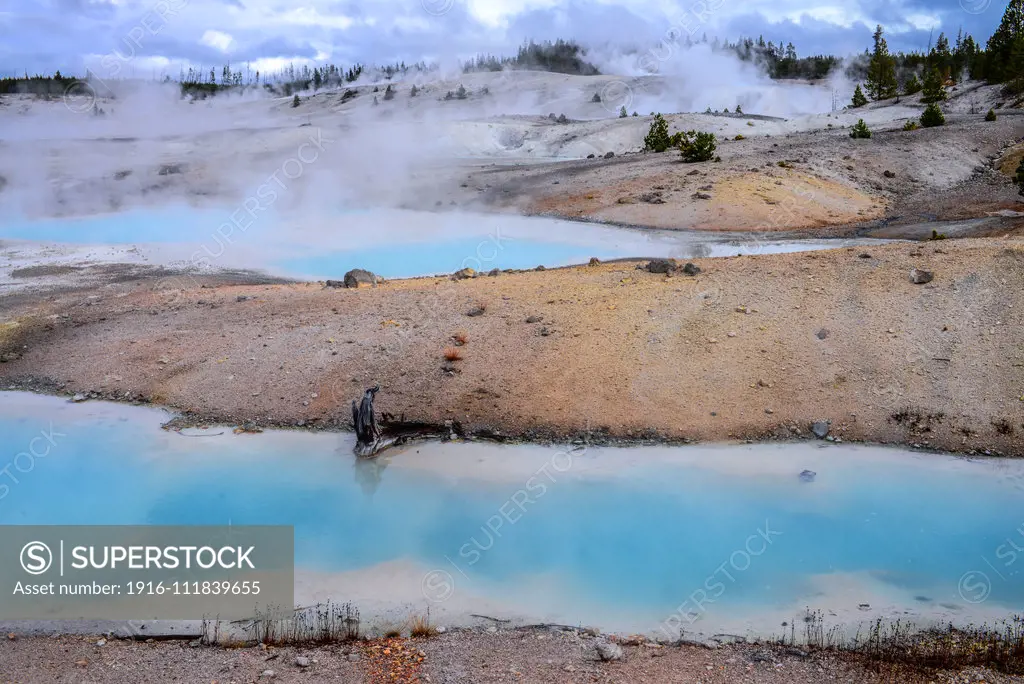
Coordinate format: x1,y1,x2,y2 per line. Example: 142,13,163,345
0,0,1009,78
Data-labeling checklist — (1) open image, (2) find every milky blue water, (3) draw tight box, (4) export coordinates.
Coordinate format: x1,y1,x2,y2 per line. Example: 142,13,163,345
1,206,895,281
3,392,1020,636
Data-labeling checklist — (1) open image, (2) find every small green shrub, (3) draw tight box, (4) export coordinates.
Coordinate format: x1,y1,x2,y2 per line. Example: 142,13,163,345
851,84,868,108
735,104,743,114
677,130,717,163
920,103,945,127
734,134,745,140
291,94,300,108
410,84,419,97
619,106,627,118
591,92,601,103
902,119,920,131
643,114,672,152
849,119,872,139
985,108,997,121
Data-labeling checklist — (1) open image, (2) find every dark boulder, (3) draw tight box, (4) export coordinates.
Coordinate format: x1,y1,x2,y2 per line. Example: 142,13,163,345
343,269,379,288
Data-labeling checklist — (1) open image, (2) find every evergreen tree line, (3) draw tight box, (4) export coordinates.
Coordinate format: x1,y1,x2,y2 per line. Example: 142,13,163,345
5,2,1024,100
463,39,601,75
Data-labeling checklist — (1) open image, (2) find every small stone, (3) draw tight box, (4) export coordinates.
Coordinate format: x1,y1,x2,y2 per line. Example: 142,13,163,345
816,328,829,340
95,638,106,647
727,332,736,338
604,151,615,158
909,268,933,284
883,170,896,178
188,639,201,648
799,469,817,482
295,656,310,668
764,408,774,414
261,669,276,678
858,253,872,259
681,262,701,276
595,640,624,662
811,421,830,439
525,315,542,324
347,653,361,662
466,307,486,317
71,393,87,403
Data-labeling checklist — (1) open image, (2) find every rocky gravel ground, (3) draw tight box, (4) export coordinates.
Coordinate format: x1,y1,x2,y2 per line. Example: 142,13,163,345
2,627,1021,683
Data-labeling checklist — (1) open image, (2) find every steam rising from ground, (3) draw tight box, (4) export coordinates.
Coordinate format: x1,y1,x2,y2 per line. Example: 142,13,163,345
0,44,860,225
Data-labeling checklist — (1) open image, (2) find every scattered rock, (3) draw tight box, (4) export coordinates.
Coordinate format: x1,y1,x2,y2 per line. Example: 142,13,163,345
343,269,379,288
799,469,817,483
295,656,311,668
535,265,546,271
639,192,665,204
157,163,185,176
0,351,22,363
488,268,501,276
71,393,88,403
189,639,201,648
910,268,933,284
236,295,251,302
595,640,624,662
261,669,276,678
815,328,829,340
646,258,678,274
811,421,831,439
588,257,601,266
525,316,543,324
604,151,615,159
692,192,712,200
95,639,106,647
858,253,872,259
681,262,701,276
883,170,896,178
347,653,361,662
452,267,476,280
583,626,601,637
466,306,486,317
587,153,596,159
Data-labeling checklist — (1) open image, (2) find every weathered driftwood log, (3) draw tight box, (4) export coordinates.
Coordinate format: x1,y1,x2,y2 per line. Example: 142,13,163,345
351,385,396,457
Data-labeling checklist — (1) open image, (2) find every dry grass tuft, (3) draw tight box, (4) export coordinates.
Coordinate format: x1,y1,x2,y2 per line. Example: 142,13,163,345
409,614,437,638
443,347,463,362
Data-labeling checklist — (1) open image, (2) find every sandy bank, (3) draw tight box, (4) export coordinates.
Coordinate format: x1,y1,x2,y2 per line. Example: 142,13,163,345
1,239,1021,455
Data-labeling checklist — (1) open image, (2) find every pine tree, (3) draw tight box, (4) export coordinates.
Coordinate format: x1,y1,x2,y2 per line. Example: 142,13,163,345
643,114,672,152
921,69,947,103
920,102,945,127
986,0,1024,83
865,25,898,100
291,94,300,108
929,32,952,81
903,74,922,95
849,119,872,139
619,106,627,118
851,84,868,108
410,84,419,97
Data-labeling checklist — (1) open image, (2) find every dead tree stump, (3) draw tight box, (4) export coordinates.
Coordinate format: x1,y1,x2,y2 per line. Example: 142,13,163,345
352,385,396,457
